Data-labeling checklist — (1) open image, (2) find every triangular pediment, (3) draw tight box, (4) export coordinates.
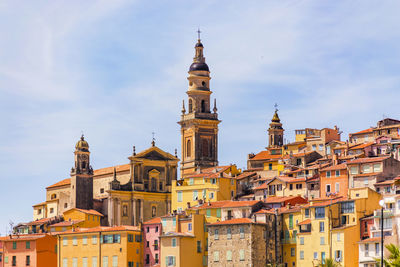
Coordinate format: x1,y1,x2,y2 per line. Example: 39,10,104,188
131,146,179,162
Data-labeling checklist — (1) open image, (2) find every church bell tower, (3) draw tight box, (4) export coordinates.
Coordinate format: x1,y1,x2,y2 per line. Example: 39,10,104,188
268,107,284,148
178,34,220,177
70,135,93,210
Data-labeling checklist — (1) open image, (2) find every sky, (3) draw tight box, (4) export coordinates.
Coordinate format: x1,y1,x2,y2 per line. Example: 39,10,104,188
1,0,400,234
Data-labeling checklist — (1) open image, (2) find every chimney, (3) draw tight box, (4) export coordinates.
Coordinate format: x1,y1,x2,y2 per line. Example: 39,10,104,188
187,202,191,209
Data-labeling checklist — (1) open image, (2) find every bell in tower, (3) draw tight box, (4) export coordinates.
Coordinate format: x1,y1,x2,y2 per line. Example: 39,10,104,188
178,31,220,177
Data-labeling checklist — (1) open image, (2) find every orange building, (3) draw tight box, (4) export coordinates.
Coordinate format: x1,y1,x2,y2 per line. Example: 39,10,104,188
319,163,348,198
0,234,57,267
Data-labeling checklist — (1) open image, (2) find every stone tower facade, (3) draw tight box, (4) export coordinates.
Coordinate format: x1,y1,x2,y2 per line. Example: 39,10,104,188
178,38,220,177
268,109,284,148
70,135,93,210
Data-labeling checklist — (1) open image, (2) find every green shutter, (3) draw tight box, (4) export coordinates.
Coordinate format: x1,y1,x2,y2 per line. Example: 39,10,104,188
173,256,176,266
289,214,293,229
165,257,168,267
216,209,221,218
206,209,211,217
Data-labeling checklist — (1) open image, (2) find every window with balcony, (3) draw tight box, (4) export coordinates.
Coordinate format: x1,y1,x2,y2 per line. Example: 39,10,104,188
341,201,354,213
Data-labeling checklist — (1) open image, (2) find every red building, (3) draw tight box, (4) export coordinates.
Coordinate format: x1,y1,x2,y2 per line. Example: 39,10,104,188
0,234,56,267
142,217,162,267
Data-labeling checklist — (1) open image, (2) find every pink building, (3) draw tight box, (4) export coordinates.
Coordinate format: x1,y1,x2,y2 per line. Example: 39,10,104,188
0,234,56,267
142,217,162,267
0,241,3,267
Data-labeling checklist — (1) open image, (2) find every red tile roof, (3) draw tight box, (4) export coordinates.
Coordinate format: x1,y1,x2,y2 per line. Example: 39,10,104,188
57,225,140,235
0,234,49,241
143,217,162,225
50,220,84,227
321,163,347,171
291,151,315,157
358,237,381,243
235,172,257,180
192,200,261,210
32,202,47,207
46,178,71,189
298,219,311,225
94,164,130,176
350,142,375,150
374,180,394,186
250,150,282,161
27,217,53,226
347,156,389,164
254,209,276,214
254,182,268,190
208,218,254,225
353,172,380,177
184,165,233,178
64,208,103,217
263,196,307,204
350,128,373,136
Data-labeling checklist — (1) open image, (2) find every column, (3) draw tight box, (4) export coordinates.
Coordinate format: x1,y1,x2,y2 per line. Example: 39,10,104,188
109,197,114,226
132,199,137,226
140,199,144,223
117,199,121,226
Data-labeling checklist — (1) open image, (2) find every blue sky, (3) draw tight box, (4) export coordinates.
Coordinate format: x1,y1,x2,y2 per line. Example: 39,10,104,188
1,0,400,233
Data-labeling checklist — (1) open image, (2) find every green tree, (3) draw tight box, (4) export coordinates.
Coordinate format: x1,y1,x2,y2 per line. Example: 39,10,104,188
376,243,400,267
318,258,341,267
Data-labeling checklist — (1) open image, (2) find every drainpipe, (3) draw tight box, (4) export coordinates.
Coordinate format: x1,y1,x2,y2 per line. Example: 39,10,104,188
99,231,102,267
58,235,61,267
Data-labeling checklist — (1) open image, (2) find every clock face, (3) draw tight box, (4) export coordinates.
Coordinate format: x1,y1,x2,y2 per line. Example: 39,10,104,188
80,154,88,161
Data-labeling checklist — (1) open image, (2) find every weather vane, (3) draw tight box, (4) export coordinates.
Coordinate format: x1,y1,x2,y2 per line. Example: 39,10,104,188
152,132,156,146
197,28,201,40
274,103,279,112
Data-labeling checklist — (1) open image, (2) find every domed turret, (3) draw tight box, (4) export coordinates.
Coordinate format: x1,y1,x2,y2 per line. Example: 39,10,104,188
75,135,89,152
189,39,209,72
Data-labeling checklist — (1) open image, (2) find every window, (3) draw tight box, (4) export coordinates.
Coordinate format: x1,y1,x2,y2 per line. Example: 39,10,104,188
156,226,159,232
26,255,30,266
172,238,177,247
203,189,207,198
277,184,282,191
364,178,369,186
300,237,304,245
227,250,232,261
312,145,316,151
319,144,323,151
321,252,326,264
291,247,295,257
152,206,157,217
209,192,214,199
197,240,202,253
300,251,304,259
373,163,382,172
188,223,192,231
296,184,302,189
38,209,42,214
289,214,293,229
326,171,331,178
337,233,341,241
315,207,325,218
155,253,159,263
216,209,221,218
269,163,273,170
350,166,358,175
83,236,87,245
63,258,68,267
154,239,159,250
319,221,325,232
100,188,104,194
50,208,54,213
375,243,380,255
289,184,293,190
146,241,149,247
92,235,98,244
193,190,198,200
335,250,342,262
73,236,77,246
186,140,192,157
82,258,88,267
335,183,340,193
227,228,232,239
63,237,68,246
305,208,310,218
341,201,355,213
320,237,325,245
172,218,176,227
26,241,30,249
213,251,219,262
362,164,372,173
313,252,318,260
72,258,77,267
214,229,219,240
102,256,108,267
206,209,211,217
365,244,369,256
239,249,245,261
240,226,245,239
335,170,340,177
12,241,16,249
112,256,118,267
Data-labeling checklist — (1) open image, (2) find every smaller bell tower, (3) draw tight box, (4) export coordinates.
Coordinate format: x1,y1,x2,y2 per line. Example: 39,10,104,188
268,105,284,148
70,135,93,210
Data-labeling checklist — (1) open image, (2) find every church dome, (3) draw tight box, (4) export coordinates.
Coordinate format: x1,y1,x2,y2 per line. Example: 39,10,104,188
75,135,89,151
189,62,209,72
272,111,280,123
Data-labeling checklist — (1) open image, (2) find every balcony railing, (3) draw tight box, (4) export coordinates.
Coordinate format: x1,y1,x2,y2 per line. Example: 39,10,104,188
281,238,296,244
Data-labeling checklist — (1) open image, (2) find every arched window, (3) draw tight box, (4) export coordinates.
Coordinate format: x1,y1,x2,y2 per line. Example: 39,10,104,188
152,206,156,217
151,178,157,191
187,140,192,158
201,100,206,113
189,99,193,113
81,161,86,169
51,194,57,200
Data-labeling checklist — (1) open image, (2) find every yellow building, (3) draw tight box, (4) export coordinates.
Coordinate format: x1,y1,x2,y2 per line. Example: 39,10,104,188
171,165,240,213
57,226,142,267
282,141,306,156
49,208,103,232
160,213,207,267
296,188,381,267
280,206,302,267
264,176,307,198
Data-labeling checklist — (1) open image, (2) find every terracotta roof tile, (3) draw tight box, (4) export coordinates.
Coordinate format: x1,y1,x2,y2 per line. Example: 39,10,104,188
50,220,84,227
347,156,390,164
57,225,140,235
358,237,381,243
250,150,282,161
353,172,380,177
298,219,311,225
374,180,394,186
143,217,162,225
32,202,47,207
64,208,103,217
0,234,49,241
235,172,257,180
208,218,255,225
321,163,347,172
350,142,375,150
350,128,374,136
46,178,71,189
94,164,130,176
192,200,261,210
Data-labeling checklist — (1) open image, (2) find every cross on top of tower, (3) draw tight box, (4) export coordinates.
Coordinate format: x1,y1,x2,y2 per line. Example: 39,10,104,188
152,132,156,146
197,28,201,40
274,103,279,112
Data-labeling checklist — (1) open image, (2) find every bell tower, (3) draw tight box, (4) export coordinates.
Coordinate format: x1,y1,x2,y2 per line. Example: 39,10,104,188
268,106,284,148
70,135,93,210
178,34,220,177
